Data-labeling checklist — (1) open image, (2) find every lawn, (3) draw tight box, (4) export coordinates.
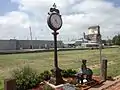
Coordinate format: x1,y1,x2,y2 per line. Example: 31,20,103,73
0,47,120,89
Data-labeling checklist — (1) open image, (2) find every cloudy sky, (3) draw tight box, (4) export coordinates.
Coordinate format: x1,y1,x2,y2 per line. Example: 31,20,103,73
0,0,120,41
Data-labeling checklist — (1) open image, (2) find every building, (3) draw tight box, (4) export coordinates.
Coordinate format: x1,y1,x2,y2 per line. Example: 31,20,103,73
81,42,99,49
63,38,88,48
0,40,17,50
0,39,64,50
63,41,76,48
84,25,100,43
74,38,88,46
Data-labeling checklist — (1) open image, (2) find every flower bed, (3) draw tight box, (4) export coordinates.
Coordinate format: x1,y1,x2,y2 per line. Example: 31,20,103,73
10,66,102,90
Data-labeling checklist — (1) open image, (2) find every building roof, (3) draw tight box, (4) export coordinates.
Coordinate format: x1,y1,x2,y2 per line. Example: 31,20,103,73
75,38,88,42
82,42,99,45
88,25,100,29
63,41,76,44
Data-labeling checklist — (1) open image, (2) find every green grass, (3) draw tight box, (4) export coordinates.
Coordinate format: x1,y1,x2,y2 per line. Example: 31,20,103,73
0,48,120,89
0,79,3,90
0,48,120,77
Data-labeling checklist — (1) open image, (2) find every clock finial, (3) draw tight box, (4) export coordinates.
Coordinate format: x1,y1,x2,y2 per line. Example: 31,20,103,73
53,3,56,8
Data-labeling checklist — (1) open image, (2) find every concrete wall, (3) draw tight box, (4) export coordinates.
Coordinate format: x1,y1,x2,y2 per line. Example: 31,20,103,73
0,40,17,50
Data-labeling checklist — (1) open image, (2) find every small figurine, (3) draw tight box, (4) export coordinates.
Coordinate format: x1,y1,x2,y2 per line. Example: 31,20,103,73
81,59,93,82
76,59,93,84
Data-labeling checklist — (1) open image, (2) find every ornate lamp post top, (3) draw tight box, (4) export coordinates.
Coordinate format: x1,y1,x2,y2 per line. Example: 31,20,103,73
48,3,60,14
53,3,57,8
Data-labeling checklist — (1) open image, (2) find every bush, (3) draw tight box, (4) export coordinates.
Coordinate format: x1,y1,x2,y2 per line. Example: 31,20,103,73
12,66,42,90
40,70,51,81
61,69,77,77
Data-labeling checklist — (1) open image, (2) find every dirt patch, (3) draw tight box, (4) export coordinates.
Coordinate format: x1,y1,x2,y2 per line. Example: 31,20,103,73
88,61,115,70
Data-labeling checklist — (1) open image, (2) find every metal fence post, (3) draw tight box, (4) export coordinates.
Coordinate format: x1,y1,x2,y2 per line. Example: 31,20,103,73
101,59,107,81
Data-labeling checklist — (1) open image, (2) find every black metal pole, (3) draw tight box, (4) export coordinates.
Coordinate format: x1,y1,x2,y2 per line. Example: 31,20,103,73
52,31,64,85
53,31,59,68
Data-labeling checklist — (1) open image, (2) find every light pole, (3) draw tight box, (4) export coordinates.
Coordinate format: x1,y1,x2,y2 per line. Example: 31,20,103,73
29,26,33,49
47,3,64,85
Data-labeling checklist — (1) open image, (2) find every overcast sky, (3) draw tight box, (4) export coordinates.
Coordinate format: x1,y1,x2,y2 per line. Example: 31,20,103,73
0,0,120,41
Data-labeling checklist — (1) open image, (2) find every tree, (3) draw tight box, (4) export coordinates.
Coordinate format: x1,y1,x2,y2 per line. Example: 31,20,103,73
102,40,107,45
112,34,120,45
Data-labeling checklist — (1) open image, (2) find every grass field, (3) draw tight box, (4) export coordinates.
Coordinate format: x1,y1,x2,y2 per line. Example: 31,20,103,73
0,47,120,89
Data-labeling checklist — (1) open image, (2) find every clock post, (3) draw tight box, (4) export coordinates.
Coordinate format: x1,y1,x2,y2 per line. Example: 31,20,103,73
47,3,64,85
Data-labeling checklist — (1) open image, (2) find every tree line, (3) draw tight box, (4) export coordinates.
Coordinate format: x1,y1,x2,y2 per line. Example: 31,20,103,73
101,34,120,46
112,34,120,45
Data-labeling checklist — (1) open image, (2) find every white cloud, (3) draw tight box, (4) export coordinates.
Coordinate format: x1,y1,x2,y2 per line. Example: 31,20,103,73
0,0,120,40
0,11,29,27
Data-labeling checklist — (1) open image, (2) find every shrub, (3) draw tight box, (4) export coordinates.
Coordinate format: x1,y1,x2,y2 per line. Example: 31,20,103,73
12,66,42,90
61,69,77,77
40,70,51,81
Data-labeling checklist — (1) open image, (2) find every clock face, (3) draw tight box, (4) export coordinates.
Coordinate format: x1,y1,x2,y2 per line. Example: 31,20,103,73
48,13,62,30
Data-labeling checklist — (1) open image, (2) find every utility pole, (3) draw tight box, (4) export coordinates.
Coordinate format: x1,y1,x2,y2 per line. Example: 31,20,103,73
98,26,106,81
29,26,33,49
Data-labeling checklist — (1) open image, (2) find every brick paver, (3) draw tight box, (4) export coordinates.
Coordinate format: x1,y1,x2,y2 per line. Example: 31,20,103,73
90,78,120,90
106,81,120,90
